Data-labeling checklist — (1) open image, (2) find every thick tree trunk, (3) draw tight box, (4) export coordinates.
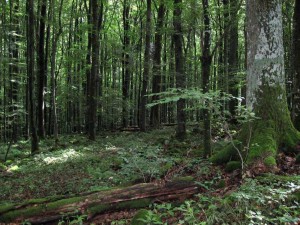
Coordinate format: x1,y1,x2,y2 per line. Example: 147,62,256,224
291,0,300,130
212,0,300,170
173,0,186,140
26,0,39,153
0,180,199,224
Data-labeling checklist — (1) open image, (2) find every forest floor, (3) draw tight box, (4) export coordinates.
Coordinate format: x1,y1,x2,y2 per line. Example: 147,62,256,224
0,126,299,224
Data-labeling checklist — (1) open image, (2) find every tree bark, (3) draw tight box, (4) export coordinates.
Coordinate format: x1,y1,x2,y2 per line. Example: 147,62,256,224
291,0,300,130
122,0,131,128
201,0,212,157
0,180,200,224
212,0,300,170
88,0,101,140
150,0,166,128
8,0,19,142
139,0,152,132
173,0,186,140
37,0,47,139
227,0,239,121
26,0,39,153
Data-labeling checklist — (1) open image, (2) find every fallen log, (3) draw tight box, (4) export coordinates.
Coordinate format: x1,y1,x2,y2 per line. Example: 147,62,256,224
0,179,200,224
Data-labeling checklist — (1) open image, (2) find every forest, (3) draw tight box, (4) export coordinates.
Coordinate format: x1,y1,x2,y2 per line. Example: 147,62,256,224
0,0,300,224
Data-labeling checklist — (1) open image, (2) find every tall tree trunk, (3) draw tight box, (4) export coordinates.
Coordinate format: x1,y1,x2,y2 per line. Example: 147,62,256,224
122,0,131,128
292,0,300,130
139,0,152,132
212,0,300,170
8,0,19,142
150,0,165,128
201,0,212,156
173,0,186,139
37,0,47,139
227,0,239,120
88,0,100,140
26,0,39,153
50,0,63,144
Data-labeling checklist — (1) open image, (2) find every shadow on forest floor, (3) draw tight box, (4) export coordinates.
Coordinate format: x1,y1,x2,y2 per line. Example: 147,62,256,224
0,127,299,224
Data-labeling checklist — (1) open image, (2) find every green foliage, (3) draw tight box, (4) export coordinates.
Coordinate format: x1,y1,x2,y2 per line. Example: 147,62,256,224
131,209,162,225
225,161,241,172
147,175,300,224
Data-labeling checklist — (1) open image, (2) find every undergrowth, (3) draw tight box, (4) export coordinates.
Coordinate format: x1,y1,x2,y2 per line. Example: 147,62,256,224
135,175,300,225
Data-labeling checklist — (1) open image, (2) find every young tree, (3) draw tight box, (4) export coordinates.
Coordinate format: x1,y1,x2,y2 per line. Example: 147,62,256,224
291,0,300,130
26,0,39,153
213,0,300,170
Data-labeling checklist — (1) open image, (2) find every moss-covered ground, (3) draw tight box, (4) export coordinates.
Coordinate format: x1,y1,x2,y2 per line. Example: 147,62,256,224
0,126,299,224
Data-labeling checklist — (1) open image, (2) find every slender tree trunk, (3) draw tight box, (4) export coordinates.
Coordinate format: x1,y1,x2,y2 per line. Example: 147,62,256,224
173,0,186,139
228,0,239,121
201,0,212,156
292,0,300,130
37,0,47,139
150,0,165,128
26,0,39,153
139,0,152,132
88,0,100,140
50,0,63,144
122,0,131,128
8,0,19,142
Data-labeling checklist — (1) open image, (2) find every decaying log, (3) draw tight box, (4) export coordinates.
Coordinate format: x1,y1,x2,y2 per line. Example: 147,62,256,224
0,179,200,224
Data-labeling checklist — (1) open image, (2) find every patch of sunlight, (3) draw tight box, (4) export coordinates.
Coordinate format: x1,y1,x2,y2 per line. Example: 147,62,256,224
34,149,82,165
7,165,19,172
105,143,122,152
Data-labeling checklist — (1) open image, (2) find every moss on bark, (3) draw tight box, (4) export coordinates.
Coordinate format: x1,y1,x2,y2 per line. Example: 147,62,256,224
211,86,300,170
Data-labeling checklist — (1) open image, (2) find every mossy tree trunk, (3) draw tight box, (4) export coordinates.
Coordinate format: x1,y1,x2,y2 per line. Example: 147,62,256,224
245,0,300,168
0,180,199,224
212,0,300,170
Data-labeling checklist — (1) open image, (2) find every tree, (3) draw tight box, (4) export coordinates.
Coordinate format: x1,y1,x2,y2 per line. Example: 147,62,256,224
212,0,300,170
173,0,186,139
291,0,300,130
87,0,101,140
8,0,20,142
139,0,152,132
49,0,63,144
122,0,131,128
37,0,47,139
26,0,39,153
150,0,166,128
201,0,212,156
